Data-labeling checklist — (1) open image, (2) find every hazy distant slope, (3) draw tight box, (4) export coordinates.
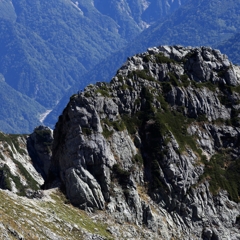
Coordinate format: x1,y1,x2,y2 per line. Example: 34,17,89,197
0,0,127,109
217,33,240,65
0,0,126,133
0,80,45,133
131,0,240,49
93,0,188,38
0,0,17,21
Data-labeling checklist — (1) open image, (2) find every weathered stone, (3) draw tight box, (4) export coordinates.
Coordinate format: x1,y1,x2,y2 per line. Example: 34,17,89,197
46,45,240,240
27,126,53,179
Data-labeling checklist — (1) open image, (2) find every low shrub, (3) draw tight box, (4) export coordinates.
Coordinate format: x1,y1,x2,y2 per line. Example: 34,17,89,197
82,127,92,136
101,118,126,139
168,72,180,87
180,74,190,87
102,127,113,139
133,154,143,165
200,154,240,202
134,70,155,82
96,89,110,97
155,53,177,64
112,164,130,187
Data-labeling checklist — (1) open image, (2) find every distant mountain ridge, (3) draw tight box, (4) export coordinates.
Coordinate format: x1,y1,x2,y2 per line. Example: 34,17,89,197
217,33,240,65
93,0,188,35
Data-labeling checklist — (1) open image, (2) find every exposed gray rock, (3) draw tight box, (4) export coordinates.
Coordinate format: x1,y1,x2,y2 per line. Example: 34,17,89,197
27,126,53,179
167,86,230,120
47,46,240,239
0,132,44,194
65,167,105,209
0,223,9,240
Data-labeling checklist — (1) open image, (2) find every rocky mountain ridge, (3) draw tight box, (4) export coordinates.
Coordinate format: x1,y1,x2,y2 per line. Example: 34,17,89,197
0,126,53,196
47,45,240,239
1,46,240,239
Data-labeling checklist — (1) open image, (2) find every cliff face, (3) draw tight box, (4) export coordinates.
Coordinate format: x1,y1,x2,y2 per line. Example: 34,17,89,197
49,46,240,239
0,126,54,198
0,131,44,197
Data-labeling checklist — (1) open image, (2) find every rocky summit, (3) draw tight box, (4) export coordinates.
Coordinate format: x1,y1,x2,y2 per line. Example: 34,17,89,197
45,46,240,239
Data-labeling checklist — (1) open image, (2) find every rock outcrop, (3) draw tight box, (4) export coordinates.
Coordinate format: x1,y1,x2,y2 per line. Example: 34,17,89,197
48,46,240,239
27,125,53,180
0,131,44,196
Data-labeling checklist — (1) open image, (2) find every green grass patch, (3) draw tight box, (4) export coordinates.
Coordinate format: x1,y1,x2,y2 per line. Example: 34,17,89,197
112,164,131,187
142,55,151,62
196,114,208,122
82,127,92,136
0,163,27,195
102,127,113,139
193,81,217,92
0,189,113,240
96,89,110,97
101,118,125,138
95,84,110,97
44,192,114,239
180,74,190,87
231,85,240,94
70,94,77,100
134,70,156,82
0,133,27,155
117,74,123,82
132,153,143,165
155,53,177,64
134,98,141,106
212,118,227,125
101,118,125,132
184,51,198,60
121,114,142,135
0,164,12,191
168,72,180,87
0,160,39,196
151,110,199,153
161,82,172,94
150,159,165,190
160,73,190,91
84,92,91,98
0,132,16,153
12,159,39,193
140,87,156,120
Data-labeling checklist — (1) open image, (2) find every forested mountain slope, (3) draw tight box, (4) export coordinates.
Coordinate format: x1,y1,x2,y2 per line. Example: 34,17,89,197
217,33,240,65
